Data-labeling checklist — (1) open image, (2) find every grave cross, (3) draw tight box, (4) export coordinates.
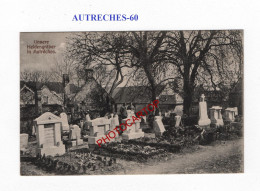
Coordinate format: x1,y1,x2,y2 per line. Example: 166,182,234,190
200,94,205,102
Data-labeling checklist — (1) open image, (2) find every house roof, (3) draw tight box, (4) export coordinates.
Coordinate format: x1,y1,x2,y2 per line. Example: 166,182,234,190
72,78,113,103
20,81,79,94
113,85,166,104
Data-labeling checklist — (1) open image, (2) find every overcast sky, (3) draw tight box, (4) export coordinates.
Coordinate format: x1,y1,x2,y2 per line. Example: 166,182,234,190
20,32,69,71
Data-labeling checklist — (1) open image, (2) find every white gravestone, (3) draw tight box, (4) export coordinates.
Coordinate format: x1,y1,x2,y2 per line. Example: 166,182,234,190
198,94,211,127
153,116,166,137
20,133,29,149
87,117,111,145
86,114,91,121
69,125,83,146
60,112,70,132
234,107,238,116
224,108,236,122
108,114,120,142
174,115,182,128
34,112,65,156
114,114,120,126
84,114,91,130
209,106,224,127
122,110,144,140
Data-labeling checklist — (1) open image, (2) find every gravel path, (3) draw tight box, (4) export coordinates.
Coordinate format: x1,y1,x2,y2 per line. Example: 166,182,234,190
113,138,243,174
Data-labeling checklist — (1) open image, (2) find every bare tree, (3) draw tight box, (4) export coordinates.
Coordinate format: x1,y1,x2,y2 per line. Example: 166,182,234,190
66,32,132,96
20,69,54,83
165,30,243,115
51,54,76,83
126,31,176,105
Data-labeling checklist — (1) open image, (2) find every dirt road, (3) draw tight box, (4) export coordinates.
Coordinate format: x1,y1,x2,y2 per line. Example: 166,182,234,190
113,138,243,174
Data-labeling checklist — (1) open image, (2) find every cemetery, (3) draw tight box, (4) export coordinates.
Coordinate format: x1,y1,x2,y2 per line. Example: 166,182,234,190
20,93,243,175
20,31,243,175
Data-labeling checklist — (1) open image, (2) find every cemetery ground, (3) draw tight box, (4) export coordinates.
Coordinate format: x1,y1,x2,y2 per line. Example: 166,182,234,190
20,132,243,175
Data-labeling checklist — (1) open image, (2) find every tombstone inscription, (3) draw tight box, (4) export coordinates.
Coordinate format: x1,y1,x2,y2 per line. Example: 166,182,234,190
34,112,65,156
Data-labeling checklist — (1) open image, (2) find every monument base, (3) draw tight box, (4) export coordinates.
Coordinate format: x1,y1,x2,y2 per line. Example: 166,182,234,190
199,124,211,130
122,131,144,140
88,136,104,144
198,119,211,126
211,119,224,127
36,145,65,156
77,139,84,145
71,139,84,146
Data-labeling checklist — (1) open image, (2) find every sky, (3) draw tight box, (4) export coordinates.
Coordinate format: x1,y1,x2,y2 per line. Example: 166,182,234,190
20,32,69,71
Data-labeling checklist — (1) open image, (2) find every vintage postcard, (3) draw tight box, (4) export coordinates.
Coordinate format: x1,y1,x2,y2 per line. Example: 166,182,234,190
20,31,243,175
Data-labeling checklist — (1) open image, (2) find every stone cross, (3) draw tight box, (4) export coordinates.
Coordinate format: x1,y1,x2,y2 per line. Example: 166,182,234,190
200,94,205,102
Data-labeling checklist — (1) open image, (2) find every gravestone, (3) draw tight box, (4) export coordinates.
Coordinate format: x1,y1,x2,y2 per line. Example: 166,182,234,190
60,112,70,132
209,106,224,127
122,110,144,140
114,114,120,126
234,107,238,116
34,112,65,156
174,115,182,128
108,114,121,142
198,94,211,128
83,114,91,131
86,114,91,121
20,133,29,149
87,117,111,144
141,115,147,123
224,108,236,122
153,116,165,137
69,125,83,146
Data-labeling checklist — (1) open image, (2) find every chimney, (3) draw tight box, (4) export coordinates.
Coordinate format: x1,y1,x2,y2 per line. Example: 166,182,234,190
85,68,94,81
35,90,42,115
62,74,70,87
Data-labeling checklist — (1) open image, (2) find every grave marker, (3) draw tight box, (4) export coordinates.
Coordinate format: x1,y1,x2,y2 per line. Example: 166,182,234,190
198,94,211,128
209,106,224,127
60,112,70,132
20,133,29,149
122,110,144,140
87,117,111,144
153,116,165,137
34,112,65,156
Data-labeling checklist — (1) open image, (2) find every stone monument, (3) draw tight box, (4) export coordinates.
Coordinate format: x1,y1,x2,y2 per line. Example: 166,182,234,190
174,115,182,128
153,116,165,137
224,107,236,122
60,112,70,132
20,133,29,149
69,125,83,146
87,117,111,144
209,106,224,127
122,110,144,140
34,112,65,156
198,94,211,128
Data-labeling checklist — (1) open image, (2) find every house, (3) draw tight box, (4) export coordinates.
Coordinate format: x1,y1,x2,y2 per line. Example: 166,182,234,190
113,83,183,115
20,78,79,134
68,68,114,121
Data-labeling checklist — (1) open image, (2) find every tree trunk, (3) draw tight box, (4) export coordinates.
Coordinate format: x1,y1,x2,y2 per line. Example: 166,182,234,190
143,63,159,115
183,73,194,116
183,91,193,116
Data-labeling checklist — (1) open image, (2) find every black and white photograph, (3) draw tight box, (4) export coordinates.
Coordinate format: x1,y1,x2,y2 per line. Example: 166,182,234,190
20,31,243,175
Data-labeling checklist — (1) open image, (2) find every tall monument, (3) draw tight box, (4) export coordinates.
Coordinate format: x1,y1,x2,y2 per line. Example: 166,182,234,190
198,94,211,127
